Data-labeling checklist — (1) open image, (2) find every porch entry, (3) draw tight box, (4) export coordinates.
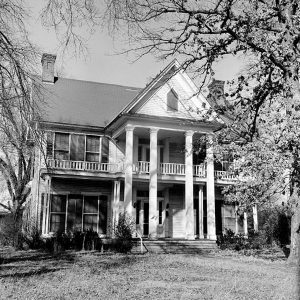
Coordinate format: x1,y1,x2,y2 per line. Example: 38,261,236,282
135,196,165,237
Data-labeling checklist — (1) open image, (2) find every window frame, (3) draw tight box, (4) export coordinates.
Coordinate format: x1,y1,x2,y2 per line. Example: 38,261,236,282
48,193,109,235
167,88,179,112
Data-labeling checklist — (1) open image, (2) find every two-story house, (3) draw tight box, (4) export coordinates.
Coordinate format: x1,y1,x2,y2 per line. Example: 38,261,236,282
26,53,257,243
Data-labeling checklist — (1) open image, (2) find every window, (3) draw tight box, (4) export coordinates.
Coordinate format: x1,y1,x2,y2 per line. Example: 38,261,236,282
167,89,178,111
70,135,85,161
54,133,69,160
83,196,99,231
101,137,109,163
67,195,83,231
86,135,100,162
50,195,66,232
49,194,108,234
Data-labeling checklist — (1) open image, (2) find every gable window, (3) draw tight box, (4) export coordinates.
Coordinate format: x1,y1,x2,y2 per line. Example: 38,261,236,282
54,133,69,160
167,89,178,111
86,135,100,162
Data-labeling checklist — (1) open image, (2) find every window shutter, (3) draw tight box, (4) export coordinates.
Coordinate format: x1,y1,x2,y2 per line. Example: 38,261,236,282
46,132,54,158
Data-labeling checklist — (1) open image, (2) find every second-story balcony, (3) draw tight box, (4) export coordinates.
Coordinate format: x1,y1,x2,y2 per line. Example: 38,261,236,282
137,161,206,177
47,159,120,173
46,159,237,182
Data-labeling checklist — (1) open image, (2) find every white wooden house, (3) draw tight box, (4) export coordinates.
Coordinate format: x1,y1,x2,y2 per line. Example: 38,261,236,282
26,53,258,242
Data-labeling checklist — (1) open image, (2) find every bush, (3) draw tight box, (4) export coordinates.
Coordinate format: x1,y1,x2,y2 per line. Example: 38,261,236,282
217,228,268,251
114,212,134,253
21,226,45,250
0,215,15,247
259,206,291,246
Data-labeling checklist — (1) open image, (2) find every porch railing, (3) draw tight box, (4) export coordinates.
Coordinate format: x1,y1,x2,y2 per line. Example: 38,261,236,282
160,163,186,175
193,164,206,177
214,170,237,180
47,159,117,173
47,159,237,180
137,161,150,174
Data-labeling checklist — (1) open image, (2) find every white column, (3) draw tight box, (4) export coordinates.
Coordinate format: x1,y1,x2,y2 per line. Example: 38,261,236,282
133,135,139,171
185,130,194,240
243,211,248,236
198,185,204,239
206,134,216,240
113,180,121,226
252,204,258,232
149,128,158,238
235,204,239,234
124,125,134,216
45,175,51,234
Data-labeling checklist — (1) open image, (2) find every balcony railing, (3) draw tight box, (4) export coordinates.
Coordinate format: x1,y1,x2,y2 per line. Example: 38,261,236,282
47,159,237,181
137,161,150,174
214,170,237,180
47,159,117,173
160,163,186,175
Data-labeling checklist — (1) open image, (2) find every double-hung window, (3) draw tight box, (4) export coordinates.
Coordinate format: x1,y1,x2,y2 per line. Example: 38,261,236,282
86,135,100,162
50,195,67,232
54,133,69,160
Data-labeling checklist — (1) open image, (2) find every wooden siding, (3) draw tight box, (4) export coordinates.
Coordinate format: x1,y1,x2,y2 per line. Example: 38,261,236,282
51,178,113,194
136,72,207,120
169,143,185,164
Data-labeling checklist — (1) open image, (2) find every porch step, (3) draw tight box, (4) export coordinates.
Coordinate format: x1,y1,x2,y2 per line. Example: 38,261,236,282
131,239,217,254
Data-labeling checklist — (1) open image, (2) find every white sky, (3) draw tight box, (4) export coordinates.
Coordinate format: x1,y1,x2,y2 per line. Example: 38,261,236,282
27,1,243,89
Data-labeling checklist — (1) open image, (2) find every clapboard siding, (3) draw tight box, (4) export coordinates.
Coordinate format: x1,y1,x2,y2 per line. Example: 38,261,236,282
136,73,207,120
169,187,185,238
51,178,113,194
169,143,184,164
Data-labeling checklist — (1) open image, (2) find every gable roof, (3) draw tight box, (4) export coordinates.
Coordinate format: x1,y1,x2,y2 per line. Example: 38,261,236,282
106,60,181,127
35,77,140,128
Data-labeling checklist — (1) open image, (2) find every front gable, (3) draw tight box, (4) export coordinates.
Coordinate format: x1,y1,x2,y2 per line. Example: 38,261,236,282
131,70,210,121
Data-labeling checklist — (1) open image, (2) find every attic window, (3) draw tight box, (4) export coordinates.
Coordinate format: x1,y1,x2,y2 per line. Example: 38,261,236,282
167,89,178,111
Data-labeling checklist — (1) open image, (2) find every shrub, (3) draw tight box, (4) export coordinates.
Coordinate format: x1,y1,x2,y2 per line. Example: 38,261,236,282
21,226,45,250
0,215,15,247
259,205,291,246
114,212,134,253
217,228,268,251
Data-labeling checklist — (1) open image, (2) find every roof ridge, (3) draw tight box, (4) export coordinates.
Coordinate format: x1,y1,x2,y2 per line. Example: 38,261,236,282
36,74,142,90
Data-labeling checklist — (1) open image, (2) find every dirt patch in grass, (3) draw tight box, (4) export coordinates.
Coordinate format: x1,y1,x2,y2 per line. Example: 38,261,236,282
0,249,297,300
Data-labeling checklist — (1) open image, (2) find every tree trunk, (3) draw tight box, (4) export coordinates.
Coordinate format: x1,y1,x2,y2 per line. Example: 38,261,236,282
12,209,23,249
287,198,300,296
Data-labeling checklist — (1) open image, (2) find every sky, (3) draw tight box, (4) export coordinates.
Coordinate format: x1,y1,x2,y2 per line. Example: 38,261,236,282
27,2,243,89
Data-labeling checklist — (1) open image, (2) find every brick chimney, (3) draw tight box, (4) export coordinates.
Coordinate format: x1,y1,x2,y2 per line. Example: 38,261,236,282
207,79,226,106
41,53,56,83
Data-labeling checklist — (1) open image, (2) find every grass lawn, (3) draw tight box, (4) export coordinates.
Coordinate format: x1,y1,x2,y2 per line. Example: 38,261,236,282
0,248,298,300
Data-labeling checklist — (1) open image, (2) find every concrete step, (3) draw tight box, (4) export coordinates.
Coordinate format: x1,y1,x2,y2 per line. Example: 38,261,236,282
131,239,217,254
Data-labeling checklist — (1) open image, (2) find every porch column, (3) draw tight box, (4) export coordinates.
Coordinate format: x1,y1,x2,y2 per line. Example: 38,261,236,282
124,125,134,216
198,185,204,239
235,204,239,234
113,180,121,226
252,204,258,232
185,130,194,240
44,175,51,234
243,211,248,236
206,134,216,240
149,128,159,238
